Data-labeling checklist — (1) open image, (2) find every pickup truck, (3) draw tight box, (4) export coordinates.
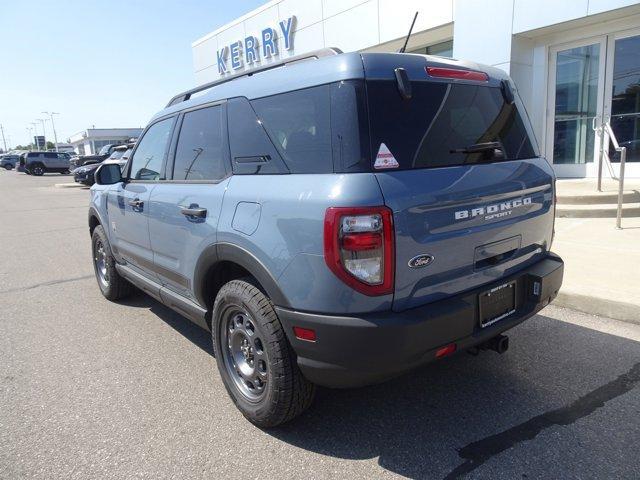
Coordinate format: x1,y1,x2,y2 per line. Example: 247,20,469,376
70,144,120,170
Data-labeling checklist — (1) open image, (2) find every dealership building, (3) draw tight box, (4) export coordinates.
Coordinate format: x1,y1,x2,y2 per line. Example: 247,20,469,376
68,128,143,155
192,0,640,178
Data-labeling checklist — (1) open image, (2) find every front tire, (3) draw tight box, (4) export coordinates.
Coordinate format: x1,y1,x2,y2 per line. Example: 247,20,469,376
31,164,44,176
91,225,134,300
212,279,315,427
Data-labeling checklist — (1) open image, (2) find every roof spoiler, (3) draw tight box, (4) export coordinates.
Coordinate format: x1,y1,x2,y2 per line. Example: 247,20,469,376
166,47,343,107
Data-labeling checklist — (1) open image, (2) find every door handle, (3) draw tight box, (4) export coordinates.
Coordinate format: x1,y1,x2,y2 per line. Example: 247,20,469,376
181,205,207,218
128,199,144,210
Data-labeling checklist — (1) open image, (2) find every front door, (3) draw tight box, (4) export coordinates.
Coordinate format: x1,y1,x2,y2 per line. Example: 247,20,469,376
147,104,230,299
107,183,155,276
603,30,640,177
108,116,175,279
547,37,607,177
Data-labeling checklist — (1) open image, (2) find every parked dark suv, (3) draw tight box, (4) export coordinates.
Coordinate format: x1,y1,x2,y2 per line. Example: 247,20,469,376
1,154,20,170
22,151,71,175
88,49,564,427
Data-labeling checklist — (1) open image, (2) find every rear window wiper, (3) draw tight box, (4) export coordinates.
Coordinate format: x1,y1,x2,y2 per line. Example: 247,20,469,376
450,142,503,154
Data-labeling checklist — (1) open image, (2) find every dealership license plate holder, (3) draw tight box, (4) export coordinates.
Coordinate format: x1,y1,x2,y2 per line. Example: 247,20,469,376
479,281,516,328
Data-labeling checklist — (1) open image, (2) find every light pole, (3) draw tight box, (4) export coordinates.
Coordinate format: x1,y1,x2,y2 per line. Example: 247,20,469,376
26,127,33,150
0,124,7,152
30,122,40,149
42,112,60,151
37,118,49,149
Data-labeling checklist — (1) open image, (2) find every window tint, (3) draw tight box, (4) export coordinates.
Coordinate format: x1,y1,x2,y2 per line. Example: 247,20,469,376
366,81,536,169
329,80,371,172
173,106,226,181
227,97,288,175
251,86,332,173
129,118,174,180
44,152,57,159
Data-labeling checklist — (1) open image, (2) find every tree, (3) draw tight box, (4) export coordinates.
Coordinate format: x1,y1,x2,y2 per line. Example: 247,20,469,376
46,141,55,150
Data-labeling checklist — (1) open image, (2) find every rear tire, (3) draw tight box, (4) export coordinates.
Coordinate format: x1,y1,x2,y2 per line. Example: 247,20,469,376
91,225,134,300
3,164,12,170
212,279,315,427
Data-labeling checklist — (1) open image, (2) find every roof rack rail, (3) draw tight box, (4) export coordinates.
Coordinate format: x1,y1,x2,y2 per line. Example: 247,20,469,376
166,47,343,107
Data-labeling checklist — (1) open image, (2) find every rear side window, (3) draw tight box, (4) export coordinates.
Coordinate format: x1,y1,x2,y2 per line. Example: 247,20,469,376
251,86,332,173
366,81,537,169
129,117,174,181
44,153,57,159
228,82,370,174
173,105,227,181
227,97,289,175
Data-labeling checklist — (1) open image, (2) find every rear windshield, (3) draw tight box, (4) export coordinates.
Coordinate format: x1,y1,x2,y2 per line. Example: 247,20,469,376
366,81,537,169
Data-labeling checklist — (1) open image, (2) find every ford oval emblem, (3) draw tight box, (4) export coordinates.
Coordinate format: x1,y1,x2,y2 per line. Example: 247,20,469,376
408,254,434,269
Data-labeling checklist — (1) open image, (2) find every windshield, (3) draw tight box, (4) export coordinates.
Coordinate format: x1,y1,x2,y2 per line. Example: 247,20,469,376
98,145,113,155
366,81,537,169
109,149,125,160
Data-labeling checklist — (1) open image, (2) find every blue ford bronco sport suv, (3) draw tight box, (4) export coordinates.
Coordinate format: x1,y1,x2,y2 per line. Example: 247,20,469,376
89,49,563,427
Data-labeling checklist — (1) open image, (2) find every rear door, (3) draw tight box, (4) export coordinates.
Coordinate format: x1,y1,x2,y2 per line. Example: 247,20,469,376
363,61,555,311
43,152,58,169
107,116,175,279
147,103,230,299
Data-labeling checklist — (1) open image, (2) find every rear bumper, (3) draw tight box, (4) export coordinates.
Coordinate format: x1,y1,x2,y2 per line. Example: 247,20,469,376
276,253,563,388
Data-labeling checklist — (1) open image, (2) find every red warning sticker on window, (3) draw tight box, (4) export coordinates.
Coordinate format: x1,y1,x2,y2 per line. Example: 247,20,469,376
374,143,399,169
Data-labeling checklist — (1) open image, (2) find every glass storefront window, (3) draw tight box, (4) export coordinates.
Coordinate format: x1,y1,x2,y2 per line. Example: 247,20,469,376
609,35,640,163
409,40,453,58
552,44,600,164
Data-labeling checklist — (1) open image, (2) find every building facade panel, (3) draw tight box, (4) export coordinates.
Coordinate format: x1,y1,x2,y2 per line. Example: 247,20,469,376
512,0,589,33
278,0,323,30
453,0,513,67
378,0,453,44
322,1,379,52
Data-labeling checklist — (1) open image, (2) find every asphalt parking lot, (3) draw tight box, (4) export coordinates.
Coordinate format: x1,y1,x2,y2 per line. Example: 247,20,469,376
1,170,639,480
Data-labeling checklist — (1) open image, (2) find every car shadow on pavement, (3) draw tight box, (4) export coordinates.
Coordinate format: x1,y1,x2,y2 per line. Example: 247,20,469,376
119,291,214,356
267,316,640,479
116,293,640,479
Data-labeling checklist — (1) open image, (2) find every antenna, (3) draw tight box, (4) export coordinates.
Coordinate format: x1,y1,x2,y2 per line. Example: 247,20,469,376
398,11,419,53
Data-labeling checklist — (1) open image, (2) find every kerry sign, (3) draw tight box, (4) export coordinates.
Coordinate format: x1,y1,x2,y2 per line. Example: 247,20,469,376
216,16,296,75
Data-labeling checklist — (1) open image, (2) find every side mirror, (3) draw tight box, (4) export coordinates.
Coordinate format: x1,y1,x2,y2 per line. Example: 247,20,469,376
94,163,123,185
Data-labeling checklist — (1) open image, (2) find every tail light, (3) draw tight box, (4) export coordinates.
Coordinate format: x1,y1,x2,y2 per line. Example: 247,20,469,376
426,66,489,82
323,206,394,296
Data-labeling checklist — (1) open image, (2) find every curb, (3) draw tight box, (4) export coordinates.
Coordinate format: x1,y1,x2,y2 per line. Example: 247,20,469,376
555,290,640,325
555,204,640,218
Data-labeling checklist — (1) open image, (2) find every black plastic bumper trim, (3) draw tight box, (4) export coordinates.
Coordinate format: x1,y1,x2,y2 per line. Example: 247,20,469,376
276,254,563,388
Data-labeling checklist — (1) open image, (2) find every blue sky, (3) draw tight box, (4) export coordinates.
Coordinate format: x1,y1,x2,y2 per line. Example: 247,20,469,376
0,0,264,148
